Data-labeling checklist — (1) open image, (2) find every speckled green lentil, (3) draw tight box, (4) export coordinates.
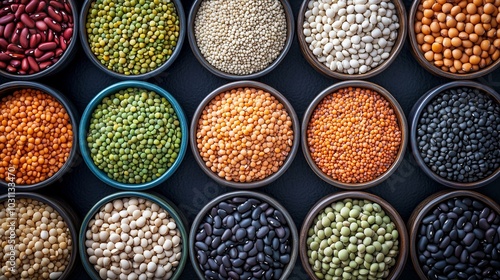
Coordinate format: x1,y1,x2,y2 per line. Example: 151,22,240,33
306,199,400,280
86,0,180,75
86,88,181,183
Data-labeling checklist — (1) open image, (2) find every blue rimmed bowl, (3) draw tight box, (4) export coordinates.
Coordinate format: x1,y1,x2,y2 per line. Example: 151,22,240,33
78,81,188,190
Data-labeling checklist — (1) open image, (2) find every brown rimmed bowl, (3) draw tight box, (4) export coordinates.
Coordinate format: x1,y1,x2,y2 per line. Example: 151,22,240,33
407,190,500,280
0,192,79,280
297,0,407,79
299,191,409,280
188,190,299,280
0,81,80,191
301,80,408,190
187,0,294,80
408,0,500,79
190,80,300,189
409,80,500,189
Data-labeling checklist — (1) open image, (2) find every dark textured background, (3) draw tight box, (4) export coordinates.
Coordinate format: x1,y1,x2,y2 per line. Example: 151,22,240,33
1,0,500,279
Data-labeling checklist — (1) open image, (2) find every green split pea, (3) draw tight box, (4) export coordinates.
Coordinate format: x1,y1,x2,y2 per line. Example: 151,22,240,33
87,87,181,184
86,0,180,75
306,199,400,280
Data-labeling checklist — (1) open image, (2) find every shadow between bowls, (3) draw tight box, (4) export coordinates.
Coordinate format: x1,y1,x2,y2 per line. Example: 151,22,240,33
409,80,500,189
0,0,79,80
188,190,299,280
78,191,189,280
408,0,500,79
187,0,295,80
296,0,407,80
407,190,500,280
189,80,300,189
78,80,188,190
79,0,186,80
0,192,80,280
301,80,408,190
0,81,80,191
299,191,409,280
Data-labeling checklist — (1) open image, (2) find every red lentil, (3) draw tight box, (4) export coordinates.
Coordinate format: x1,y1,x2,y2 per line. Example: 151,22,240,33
0,89,73,185
307,87,402,184
196,88,293,183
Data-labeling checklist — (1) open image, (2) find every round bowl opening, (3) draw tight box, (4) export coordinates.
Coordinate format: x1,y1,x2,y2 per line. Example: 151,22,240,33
0,0,79,80
78,191,188,280
409,81,500,189
189,80,300,189
301,80,408,190
299,191,408,280
297,0,407,79
188,190,299,279
0,81,79,191
0,192,79,280
78,81,188,190
408,0,500,79
187,0,295,80
408,190,500,280
79,0,186,80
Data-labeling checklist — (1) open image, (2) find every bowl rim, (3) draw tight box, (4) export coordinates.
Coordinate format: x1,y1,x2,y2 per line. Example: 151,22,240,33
0,81,80,191
78,80,188,190
78,191,189,280
79,0,186,80
0,192,80,280
189,80,300,189
187,0,295,80
301,80,408,190
408,0,500,79
0,0,79,80
299,191,409,280
407,190,500,280
296,0,407,80
409,80,500,189
188,190,299,280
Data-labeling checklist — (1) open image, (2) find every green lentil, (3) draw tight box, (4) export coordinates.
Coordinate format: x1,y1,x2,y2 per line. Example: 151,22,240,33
86,87,181,183
306,198,400,279
86,0,180,75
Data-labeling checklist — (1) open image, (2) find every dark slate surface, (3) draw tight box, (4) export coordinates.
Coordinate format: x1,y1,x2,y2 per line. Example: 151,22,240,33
1,0,499,279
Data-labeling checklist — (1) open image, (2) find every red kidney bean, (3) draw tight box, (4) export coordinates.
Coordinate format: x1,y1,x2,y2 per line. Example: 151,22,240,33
0,53,9,60
38,41,56,51
35,20,47,31
47,6,61,22
47,30,54,42
60,10,68,22
36,1,46,13
9,53,24,59
6,65,16,72
10,4,17,12
0,38,8,49
15,21,24,32
25,0,38,13
29,33,38,48
21,57,28,70
20,13,34,28
49,1,64,10
31,12,46,20
43,17,60,32
27,56,38,71
0,7,10,17
7,43,22,53
9,59,20,68
20,0,29,5
10,31,19,45
0,14,14,24
35,51,53,62
64,3,71,15
62,27,71,40
38,60,51,69
34,48,43,57
14,4,25,19
4,22,13,39
24,48,34,55
59,36,66,50
19,27,29,48
55,47,62,57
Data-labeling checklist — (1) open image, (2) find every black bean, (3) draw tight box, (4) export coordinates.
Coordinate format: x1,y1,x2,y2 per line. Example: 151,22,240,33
204,223,213,236
443,245,454,258
214,216,222,229
251,207,262,220
226,216,235,228
463,232,475,246
423,215,437,224
198,250,208,265
256,226,270,238
197,230,207,241
237,201,252,213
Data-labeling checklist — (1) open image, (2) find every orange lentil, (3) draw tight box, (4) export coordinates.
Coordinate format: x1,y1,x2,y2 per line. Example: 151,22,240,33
196,87,293,183
306,87,401,184
0,89,72,185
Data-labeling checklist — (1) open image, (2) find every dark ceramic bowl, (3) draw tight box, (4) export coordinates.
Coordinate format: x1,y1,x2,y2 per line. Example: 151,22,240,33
79,191,188,280
187,0,294,80
407,190,500,280
79,80,188,190
79,0,186,80
297,0,407,79
408,0,500,79
188,190,299,279
0,81,80,191
0,0,78,80
301,80,408,190
0,192,80,280
409,81,500,188
190,80,300,189
300,191,409,280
